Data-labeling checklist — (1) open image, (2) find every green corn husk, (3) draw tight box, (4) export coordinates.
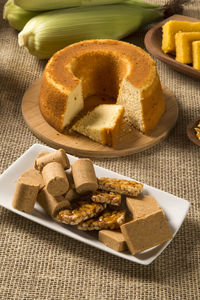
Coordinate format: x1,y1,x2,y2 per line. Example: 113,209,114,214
3,0,39,31
127,0,160,8
18,0,190,59
18,3,164,59
14,0,128,11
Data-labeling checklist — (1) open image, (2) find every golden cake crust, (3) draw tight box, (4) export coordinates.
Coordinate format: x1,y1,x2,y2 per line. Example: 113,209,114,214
40,39,164,133
43,39,156,88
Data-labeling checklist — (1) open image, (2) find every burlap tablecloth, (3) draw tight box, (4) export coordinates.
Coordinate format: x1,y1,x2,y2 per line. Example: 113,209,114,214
0,1,199,299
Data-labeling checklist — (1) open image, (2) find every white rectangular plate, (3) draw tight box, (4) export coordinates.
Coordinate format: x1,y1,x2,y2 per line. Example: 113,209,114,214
0,144,190,265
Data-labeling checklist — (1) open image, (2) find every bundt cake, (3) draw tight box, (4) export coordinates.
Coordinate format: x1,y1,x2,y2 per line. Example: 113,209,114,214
39,39,165,134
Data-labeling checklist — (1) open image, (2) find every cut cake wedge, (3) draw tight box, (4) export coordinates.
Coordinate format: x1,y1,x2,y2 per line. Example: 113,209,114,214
72,104,124,147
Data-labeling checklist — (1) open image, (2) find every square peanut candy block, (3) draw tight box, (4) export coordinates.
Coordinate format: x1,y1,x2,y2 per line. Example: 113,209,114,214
120,210,173,255
99,230,127,252
126,195,161,219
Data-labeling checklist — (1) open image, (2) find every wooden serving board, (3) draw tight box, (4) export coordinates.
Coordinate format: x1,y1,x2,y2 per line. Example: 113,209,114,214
144,14,200,80
22,78,178,158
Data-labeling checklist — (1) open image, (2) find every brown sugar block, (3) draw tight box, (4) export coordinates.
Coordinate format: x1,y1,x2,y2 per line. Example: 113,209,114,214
35,149,70,171
12,177,40,213
37,187,70,218
71,159,98,194
120,210,173,255
99,230,128,252
126,195,161,219
42,162,69,196
20,169,44,190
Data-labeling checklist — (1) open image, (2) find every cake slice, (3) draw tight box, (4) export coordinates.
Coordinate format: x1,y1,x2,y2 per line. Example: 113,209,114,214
72,104,124,147
192,41,200,70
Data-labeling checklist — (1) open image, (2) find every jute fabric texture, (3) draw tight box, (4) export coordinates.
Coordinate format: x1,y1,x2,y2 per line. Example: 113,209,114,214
0,1,199,299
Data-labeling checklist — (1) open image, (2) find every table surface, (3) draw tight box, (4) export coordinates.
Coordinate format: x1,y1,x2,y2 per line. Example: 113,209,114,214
0,1,199,299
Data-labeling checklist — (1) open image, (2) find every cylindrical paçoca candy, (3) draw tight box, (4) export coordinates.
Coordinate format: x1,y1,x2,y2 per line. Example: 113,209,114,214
64,171,79,201
20,169,44,190
42,162,69,196
37,187,70,218
12,177,40,213
64,187,79,202
35,149,70,171
71,158,98,194
66,171,75,188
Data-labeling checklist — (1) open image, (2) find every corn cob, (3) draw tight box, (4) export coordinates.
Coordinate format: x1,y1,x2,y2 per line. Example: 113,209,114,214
18,0,190,59
14,0,127,11
18,3,164,59
3,0,39,31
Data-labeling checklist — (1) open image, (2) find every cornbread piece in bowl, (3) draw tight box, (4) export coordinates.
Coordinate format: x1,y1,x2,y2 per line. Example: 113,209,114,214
192,41,200,70
72,104,124,146
162,20,200,54
39,39,165,136
175,32,200,64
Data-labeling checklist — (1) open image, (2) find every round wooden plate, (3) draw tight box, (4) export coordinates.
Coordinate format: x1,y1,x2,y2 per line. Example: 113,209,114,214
187,118,200,147
22,78,178,158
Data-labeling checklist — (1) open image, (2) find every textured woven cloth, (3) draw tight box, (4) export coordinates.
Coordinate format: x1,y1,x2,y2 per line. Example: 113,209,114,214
0,1,199,299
